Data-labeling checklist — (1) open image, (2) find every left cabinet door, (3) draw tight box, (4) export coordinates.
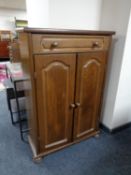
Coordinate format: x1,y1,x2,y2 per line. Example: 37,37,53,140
34,53,76,152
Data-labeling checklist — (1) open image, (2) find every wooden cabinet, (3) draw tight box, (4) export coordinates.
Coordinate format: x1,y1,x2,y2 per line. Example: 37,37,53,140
18,28,115,160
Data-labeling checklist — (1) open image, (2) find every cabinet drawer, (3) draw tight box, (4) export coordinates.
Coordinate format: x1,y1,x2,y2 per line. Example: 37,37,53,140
32,35,108,53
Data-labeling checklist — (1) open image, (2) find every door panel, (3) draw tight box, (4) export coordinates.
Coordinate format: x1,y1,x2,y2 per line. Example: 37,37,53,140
74,52,106,140
34,54,76,151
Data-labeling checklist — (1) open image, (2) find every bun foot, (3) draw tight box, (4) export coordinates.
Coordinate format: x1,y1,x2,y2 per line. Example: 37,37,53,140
33,156,42,163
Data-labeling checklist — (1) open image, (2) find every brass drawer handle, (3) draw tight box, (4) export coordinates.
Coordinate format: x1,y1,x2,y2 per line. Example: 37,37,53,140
51,42,59,48
92,42,99,48
41,41,59,49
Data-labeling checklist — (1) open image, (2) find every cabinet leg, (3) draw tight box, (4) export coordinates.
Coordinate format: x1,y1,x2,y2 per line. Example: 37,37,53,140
95,133,100,138
33,156,42,163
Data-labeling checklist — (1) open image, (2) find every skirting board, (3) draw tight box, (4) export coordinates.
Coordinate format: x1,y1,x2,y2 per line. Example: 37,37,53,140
100,122,131,134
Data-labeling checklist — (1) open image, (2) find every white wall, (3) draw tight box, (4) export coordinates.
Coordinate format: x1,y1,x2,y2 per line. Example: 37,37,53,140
1,0,102,30
49,0,102,29
100,0,131,129
112,11,131,128
26,0,49,27
0,8,27,31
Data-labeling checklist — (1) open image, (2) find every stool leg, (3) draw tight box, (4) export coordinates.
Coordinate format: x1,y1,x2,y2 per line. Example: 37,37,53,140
14,83,24,141
10,109,15,125
7,90,15,125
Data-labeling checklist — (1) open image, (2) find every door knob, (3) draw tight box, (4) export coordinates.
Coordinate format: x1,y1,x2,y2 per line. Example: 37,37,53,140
70,103,76,108
76,102,81,107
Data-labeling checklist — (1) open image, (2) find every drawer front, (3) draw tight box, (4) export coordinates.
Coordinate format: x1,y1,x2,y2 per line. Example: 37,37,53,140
32,35,109,53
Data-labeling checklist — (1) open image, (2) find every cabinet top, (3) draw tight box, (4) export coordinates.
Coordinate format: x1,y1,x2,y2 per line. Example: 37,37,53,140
18,27,115,36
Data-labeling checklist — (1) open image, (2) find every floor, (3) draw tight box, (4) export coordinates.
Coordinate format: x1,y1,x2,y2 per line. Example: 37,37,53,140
0,90,131,175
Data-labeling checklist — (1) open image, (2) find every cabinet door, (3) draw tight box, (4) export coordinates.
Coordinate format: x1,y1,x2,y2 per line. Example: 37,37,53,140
73,52,106,140
34,54,76,152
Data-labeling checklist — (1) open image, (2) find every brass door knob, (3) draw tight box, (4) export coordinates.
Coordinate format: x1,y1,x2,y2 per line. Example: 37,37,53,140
70,103,76,108
76,102,81,107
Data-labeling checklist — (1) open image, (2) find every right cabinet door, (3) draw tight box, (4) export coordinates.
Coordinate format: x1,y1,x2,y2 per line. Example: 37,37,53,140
73,51,107,140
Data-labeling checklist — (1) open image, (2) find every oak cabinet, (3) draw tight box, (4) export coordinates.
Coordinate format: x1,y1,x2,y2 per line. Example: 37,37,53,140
18,28,115,160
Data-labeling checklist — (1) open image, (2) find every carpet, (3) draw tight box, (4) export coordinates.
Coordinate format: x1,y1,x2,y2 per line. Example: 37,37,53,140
0,83,5,91
0,90,131,175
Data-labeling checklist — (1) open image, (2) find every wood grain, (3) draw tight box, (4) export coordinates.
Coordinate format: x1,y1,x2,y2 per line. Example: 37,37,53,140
73,52,106,140
18,27,115,36
34,53,76,152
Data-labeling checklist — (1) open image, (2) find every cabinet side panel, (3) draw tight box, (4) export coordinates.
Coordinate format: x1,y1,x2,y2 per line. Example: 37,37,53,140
19,32,39,154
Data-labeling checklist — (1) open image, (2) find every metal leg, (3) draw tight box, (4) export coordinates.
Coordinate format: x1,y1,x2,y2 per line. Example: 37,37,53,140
6,88,15,125
5,65,9,78
14,82,24,141
10,109,15,125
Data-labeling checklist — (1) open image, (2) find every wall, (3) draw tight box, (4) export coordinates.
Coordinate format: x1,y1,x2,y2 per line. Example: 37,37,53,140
0,8,27,31
112,11,131,128
100,0,131,129
0,0,102,30
26,0,49,27
49,0,102,29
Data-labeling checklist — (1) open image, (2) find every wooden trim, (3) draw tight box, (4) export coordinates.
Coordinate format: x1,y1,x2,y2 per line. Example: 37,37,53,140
28,135,38,157
28,33,40,152
17,27,115,36
31,130,100,160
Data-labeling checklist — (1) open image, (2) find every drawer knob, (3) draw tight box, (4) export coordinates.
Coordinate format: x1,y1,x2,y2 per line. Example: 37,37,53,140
51,42,59,48
92,42,99,48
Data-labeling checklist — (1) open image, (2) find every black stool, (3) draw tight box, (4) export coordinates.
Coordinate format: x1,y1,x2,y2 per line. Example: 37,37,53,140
4,79,28,141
